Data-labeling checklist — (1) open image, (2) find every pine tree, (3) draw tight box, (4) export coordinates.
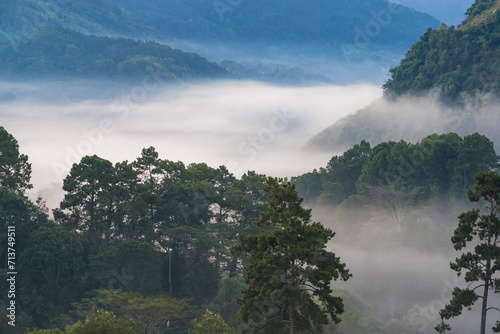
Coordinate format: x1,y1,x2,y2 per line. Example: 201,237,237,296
436,171,500,334
232,177,351,334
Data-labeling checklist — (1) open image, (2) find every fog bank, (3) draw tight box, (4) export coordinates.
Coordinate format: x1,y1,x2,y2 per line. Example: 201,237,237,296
0,79,381,208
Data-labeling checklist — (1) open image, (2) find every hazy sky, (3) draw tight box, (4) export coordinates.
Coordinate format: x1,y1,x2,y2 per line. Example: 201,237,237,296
1,80,381,206
395,0,474,25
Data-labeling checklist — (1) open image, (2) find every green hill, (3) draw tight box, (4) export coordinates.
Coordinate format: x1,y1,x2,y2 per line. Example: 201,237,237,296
0,27,229,80
307,0,500,152
0,0,439,61
383,0,500,101
0,0,158,42
108,0,438,48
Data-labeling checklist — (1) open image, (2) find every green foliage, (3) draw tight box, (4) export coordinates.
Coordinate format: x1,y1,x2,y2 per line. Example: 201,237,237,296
26,329,65,334
205,276,246,328
0,125,274,332
232,177,350,333
0,126,32,194
71,290,199,334
326,140,371,198
26,310,138,334
67,310,138,334
384,1,500,101
86,240,163,295
293,140,371,206
293,170,324,203
0,0,438,60
296,133,499,209
437,171,500,333
0,27,229,80
191,310,236,334
18,225,86,328
0,0,155,40
464,0,500,22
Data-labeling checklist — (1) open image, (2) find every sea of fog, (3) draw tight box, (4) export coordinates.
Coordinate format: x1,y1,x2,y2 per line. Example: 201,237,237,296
0,79,381,208
3,78,498,333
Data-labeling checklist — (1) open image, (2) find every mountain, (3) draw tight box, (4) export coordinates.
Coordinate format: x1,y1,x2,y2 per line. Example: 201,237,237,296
107,0,437,45
0,0,158,43
0,27,229,80
0,0,439,62
306,0,500,152
383,0,500,101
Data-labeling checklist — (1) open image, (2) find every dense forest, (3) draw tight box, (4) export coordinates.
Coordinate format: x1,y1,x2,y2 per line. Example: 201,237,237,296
4,0,500,333
298,132,498,207
1,123,500,333
0,27,229,80
0,0,158,41
0,0,439,61
105,0,438,48
307,0,500,153
0,125,267,332
383,0,500,101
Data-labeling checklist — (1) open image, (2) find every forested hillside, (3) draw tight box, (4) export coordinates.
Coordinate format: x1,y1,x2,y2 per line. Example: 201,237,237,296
307,0,500,152
2,125,499,333
0,0,157,42
295,133,500,333
0,0,439,60
3,1,500,333
383,0,500,101
0,27,229,80
297,133,499,207
107,0,438,48
0,126,266,332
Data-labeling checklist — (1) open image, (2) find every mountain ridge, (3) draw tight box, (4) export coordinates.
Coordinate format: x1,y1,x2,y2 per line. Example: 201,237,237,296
0,0,440,61
307,0,500,152
0,27,230,81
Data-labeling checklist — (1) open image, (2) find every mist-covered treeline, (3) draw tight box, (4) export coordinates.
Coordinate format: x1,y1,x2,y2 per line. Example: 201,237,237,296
294,132,500,333
296,132,499,208
0,125,269,332
0,27,229,81
0,0,438,58
383,0,500,102
2,124,500,334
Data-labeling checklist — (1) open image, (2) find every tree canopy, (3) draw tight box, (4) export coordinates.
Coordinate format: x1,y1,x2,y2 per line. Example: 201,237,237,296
232,178,350,333
436,171,500,334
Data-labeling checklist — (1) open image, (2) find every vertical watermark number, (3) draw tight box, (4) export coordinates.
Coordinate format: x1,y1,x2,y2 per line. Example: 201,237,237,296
6,225,16,327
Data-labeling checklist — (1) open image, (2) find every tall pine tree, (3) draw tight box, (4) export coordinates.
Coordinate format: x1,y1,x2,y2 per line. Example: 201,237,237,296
232,177,350,334
436,171,500,334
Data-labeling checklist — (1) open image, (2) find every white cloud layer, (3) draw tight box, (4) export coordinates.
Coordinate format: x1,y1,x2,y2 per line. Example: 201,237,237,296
0,79,381,207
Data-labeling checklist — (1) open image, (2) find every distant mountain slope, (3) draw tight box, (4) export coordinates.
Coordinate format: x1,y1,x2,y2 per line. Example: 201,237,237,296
307,0,500,152
0,27,229,80
0,0,157,43
107,0,439,57
0,0,439,62
396,0,473,25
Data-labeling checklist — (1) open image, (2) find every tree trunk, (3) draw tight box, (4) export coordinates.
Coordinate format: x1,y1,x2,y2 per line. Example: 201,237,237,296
480,257,491,334
481,275,489,334
289,305,294,334
168,246,172,295
228,256,238,278
463,170,467,192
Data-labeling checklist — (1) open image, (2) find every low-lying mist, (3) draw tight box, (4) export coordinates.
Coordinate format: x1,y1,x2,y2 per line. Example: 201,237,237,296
313,200,500,333
0,79,381,209
308,93,500,153
4,76,499,333
161,39,400,85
